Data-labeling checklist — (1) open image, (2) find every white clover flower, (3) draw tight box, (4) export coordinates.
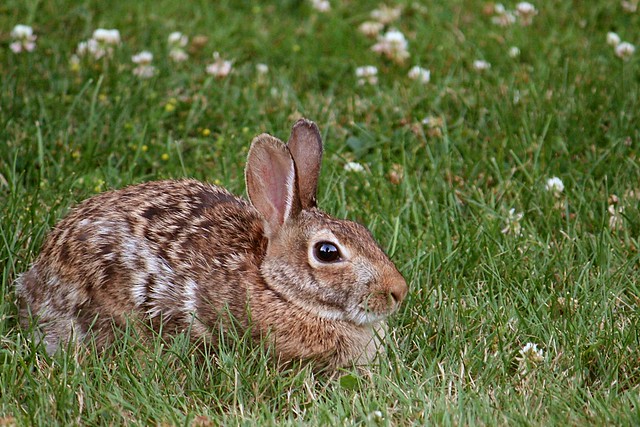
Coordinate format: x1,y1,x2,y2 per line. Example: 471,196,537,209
356,66,378,85
169,48,189,62
168,31,188,48
372,29,410,64
359,21,384,38
92,28,121,45
494,3,506,14
508,46,521,58
501,208,523,236
344,161,365,173
519,342,544,363
10,24,37,53
367,410,384,422
473,59,491,71
133,65,156,79
615,41,635,60
545,177,564,195
310,0,331,12
491,12,516,26
408,66,431,84
167,32,189,62
76,39,106,59
515,2,538,26
606,32,621,47
131,51,153,65
206,52,233,78
608,204,624,230
371,4,402,24
131,51,155,78
77,28,120,60
256,63,269,74
76,40,89,55
11,24,33,38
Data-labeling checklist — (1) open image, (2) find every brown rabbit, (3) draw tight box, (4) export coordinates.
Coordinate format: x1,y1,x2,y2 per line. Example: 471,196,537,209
16,119,407,370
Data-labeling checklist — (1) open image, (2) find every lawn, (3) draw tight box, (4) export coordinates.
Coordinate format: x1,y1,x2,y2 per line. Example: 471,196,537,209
1,0,639,425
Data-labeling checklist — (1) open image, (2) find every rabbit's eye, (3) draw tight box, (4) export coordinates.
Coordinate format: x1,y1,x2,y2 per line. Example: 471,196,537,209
314,241,341,263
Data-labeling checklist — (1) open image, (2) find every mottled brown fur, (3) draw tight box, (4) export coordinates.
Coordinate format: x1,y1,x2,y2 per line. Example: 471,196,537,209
16,119,407,370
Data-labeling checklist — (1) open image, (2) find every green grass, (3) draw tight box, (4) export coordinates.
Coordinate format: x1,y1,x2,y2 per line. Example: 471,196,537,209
1,0,639,424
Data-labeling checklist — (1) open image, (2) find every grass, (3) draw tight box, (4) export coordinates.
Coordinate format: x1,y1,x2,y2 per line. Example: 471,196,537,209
1,0,639,424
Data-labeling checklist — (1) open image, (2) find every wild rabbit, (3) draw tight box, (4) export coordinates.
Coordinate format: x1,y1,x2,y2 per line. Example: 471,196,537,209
16,119,407,370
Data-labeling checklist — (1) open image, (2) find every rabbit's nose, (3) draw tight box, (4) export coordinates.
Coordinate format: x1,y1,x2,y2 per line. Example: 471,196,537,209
386,268,408,305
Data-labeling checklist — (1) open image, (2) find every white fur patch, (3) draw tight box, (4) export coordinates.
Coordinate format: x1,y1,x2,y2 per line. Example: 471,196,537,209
183,278,198,313
131,280,147,307
283,163,296,222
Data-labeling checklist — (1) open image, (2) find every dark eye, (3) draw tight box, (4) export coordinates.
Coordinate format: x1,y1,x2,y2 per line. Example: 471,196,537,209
313,241,341,263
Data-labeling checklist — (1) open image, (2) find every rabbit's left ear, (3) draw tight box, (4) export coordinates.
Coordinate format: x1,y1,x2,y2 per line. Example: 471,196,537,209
246,134,301,236
286,119,323,209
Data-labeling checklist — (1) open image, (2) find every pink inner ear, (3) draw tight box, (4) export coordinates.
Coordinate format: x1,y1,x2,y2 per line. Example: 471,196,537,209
255,148,295,227
246,134,298,234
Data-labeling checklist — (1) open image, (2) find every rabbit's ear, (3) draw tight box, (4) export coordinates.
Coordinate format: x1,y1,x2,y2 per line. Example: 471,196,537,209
286,119,323,209
246,134,301,236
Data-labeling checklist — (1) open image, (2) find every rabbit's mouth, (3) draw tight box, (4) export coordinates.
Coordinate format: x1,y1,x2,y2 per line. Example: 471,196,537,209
349,309,389,325
349,292,400,325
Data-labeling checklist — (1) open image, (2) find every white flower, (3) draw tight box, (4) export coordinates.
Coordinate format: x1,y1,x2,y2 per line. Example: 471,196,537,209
491,11,516,26
508,46,521,58
169,48,189,62
76,40,89,55
494,3,506,14
344,161,365,173
515,2,538,26
131,51,153,65
76,28,120,60
615,42,635,60
473,59,491,71
9,24,37,53
519,342,544,363
371,4,402,24
76,39,106,59
206,52,233,78
545,177,564,195
11,24,33,39
92,28,121,45
607,32,621,47
133,65,156,79
130,51,155,78
608,204,624,230
310,0,331,12
408,66,431,84
367,410,384,422
359,21,384,38
9,42,22,53
256,63,269,74
168,31,188,48
356,66,378,85
501,208,523,236
372,29,410,64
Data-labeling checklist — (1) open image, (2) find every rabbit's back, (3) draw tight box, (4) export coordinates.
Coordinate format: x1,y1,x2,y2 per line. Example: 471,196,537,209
17,179,267,352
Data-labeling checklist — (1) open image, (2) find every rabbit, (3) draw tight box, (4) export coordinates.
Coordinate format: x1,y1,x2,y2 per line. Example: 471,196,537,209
15,118,408,370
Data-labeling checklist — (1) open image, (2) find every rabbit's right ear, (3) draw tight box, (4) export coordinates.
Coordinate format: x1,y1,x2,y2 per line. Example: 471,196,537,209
286,119,323,209
246,135,300,237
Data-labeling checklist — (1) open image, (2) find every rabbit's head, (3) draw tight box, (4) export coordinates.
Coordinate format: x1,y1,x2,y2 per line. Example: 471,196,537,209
246,119,407,325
